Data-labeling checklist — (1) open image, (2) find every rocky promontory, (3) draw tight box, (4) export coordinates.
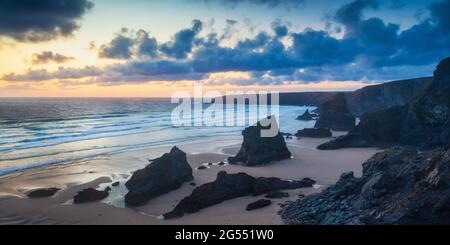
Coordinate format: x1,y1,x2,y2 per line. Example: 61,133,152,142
281,147,450,225
318,57,450,150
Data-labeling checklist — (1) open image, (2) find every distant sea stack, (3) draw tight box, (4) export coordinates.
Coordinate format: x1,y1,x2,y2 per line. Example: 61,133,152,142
296,109,314,121
281,147,450,225
125,146,193,206
314,93,355,131
318,57,450,150
228,117,291,166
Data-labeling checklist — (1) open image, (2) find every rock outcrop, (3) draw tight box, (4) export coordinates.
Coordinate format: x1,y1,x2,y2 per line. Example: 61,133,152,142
228,117,291,166
73,188,109,204
278,77,429,117
246,199,272,211
281,147,450,225
27,188,60,198
295,128,332,138
296,109,314,121
318,57,450,150
163,171,315,218
125,146,193,206
314,93,356,131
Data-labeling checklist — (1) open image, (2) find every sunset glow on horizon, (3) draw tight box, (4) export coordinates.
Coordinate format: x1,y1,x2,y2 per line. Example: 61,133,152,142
1,0,448,97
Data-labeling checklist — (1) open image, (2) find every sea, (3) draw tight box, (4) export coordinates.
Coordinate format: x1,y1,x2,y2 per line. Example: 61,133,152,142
0,98,315,176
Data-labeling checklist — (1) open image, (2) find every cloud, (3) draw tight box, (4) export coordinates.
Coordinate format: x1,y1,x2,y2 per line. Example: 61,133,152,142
5,0,450,86
0,0,93,42
32,51,74,65
160,19,203,59
202,0,306,9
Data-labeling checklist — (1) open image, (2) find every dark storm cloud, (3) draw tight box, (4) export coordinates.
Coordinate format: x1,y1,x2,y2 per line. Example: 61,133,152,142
32,51,74,65
5,0,450,86
160,19,203,59
0,0,93,42
99,29,159,59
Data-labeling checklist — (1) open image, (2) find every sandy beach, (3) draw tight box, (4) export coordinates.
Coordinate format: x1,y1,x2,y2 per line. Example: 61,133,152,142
0,134,380,225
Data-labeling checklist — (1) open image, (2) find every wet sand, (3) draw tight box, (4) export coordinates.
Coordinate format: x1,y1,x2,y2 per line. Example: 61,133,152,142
0,135,380,225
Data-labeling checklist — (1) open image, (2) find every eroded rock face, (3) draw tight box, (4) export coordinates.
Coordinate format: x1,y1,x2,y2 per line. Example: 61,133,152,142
318,57,450,150
125,146,193,206
281,147,450,225
314,93,356,131
163,171,315,219
228,117,291,166
295,128,332,138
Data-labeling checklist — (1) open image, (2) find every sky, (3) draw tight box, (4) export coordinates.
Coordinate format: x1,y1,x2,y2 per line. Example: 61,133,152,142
0,0,449,97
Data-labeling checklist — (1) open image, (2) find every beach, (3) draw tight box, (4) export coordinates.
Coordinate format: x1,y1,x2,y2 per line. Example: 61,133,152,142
0,134,379,225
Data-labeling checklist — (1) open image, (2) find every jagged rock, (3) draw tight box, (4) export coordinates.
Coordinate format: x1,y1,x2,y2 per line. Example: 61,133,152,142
163,171,315,218
228,117,291,166
281,147,450,225
265,191,289,199
73,188,109,204
295,128,332,138
27,188,60,198
112,182,120,187
315,93,356,131
246,199,272,211
296,109,314,121
125,146,193,206
318,57,450,150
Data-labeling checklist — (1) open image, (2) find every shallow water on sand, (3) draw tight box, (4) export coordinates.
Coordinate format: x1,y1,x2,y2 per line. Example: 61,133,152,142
0,98,315,176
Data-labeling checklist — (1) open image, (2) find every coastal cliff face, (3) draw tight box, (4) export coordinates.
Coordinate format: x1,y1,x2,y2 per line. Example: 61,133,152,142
318,57,450,150
279,77,429,117
281,147,450,225
314,93,355,131
345,77,431,117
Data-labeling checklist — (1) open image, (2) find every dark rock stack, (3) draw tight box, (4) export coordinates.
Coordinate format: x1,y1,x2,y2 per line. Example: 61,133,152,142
228,117,291,166
125,146,193,206
295,128,332,138
318,57,450,150
281,147,450,225
296,109,314,121
163,171,315,218
314,93,356,131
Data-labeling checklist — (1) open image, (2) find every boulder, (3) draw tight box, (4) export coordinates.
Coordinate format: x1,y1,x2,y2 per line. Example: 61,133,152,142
27,188,60,198
265,191,289,199
295,128,332,138
296,109,314,121
246,199,272,211
163,171,315,218
281,147,450,225
314,93,355,131
228,116,291,166
73,188,109,204
125,146,193,206
112,181,120,187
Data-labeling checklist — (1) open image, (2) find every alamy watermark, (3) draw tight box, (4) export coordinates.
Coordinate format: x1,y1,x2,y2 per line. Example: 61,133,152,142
170,82,280,137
